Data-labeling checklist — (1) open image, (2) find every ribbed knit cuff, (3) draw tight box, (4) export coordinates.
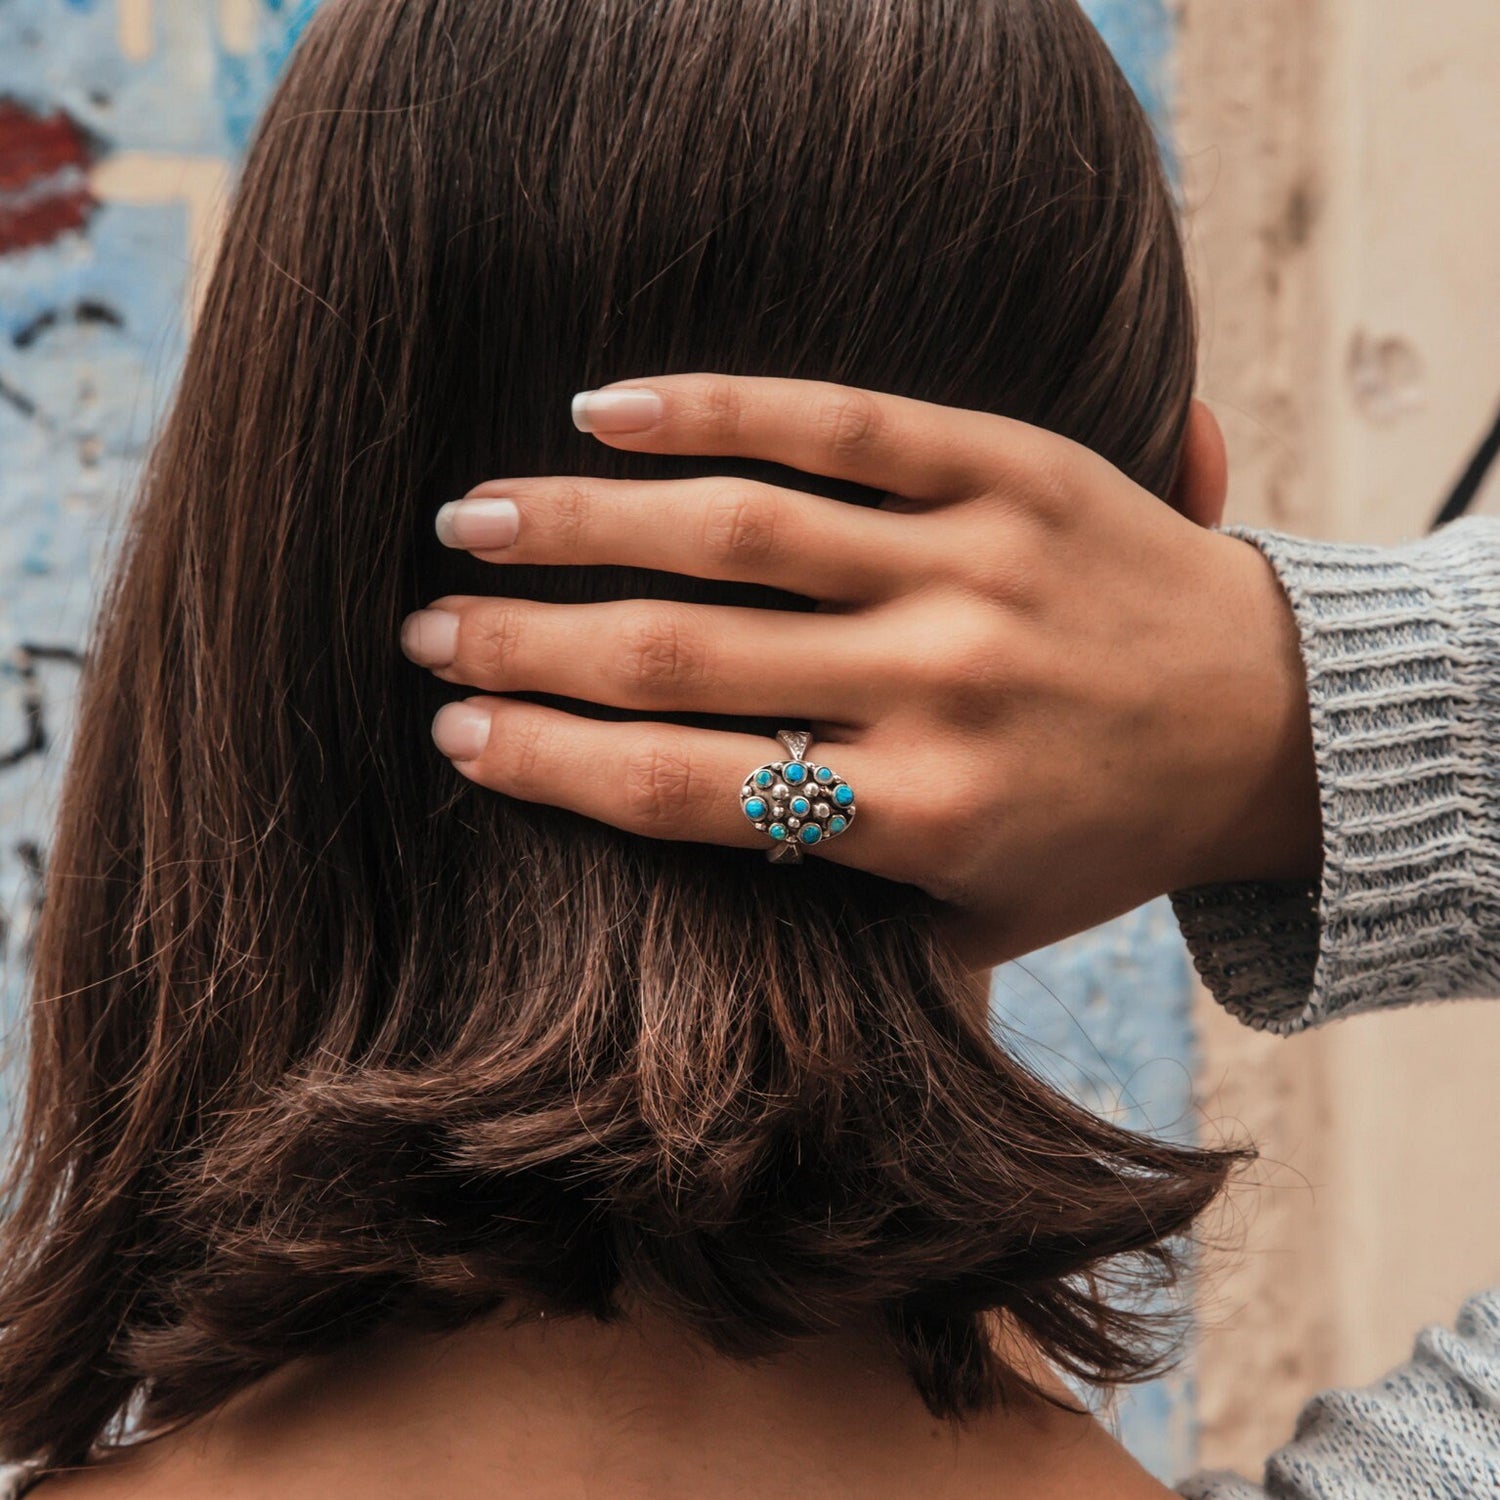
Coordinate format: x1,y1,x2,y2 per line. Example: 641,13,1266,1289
1172,517,1500,1035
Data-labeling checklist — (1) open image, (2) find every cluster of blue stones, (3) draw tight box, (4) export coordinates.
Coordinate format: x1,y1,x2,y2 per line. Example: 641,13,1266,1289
740,759,856,847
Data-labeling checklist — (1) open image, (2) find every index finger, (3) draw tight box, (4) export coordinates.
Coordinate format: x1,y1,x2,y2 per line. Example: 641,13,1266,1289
569,373,1054,506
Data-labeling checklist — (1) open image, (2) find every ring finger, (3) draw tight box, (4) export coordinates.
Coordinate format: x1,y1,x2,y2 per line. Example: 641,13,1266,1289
401,595,885,722
431,696,888,869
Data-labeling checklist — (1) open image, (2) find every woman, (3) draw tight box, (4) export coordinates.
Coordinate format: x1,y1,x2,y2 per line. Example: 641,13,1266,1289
0,0,1493,1496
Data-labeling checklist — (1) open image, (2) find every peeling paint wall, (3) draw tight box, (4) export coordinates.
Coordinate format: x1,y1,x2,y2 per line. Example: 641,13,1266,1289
1179,0,1500,1474
0,0,317,1012
0,0,1200,1482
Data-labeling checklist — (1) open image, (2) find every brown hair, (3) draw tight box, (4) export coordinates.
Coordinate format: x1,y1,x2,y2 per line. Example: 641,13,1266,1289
0,0,1240,1471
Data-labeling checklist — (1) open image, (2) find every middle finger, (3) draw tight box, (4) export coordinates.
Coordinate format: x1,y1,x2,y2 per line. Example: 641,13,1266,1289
401,595,884,722
436,475,936,602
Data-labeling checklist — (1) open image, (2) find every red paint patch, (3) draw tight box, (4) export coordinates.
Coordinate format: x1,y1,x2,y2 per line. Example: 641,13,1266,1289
0,101,98,255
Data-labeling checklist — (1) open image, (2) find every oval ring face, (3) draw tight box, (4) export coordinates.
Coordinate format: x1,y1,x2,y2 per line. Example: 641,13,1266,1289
740,760,856,848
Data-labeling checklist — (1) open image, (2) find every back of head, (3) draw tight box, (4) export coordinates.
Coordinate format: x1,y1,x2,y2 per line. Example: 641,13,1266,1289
0,0,1231,1469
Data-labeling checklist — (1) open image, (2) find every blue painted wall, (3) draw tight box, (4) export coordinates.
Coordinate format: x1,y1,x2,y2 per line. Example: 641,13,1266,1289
1,1,311,1020
0,0,1196,1482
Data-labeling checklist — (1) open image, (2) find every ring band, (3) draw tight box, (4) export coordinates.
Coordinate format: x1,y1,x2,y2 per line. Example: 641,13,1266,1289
740,729,857,865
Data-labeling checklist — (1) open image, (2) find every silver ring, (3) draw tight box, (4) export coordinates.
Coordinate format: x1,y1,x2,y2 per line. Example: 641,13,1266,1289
739,729,857,865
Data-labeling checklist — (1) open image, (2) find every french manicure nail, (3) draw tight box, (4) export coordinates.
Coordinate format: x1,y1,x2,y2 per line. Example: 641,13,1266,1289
400,609,459,667
432,702,492,762
571,387,664,434
435,498,520,550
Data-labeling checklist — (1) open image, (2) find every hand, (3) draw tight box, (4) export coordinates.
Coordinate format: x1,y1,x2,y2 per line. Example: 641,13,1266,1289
400,374,1320,968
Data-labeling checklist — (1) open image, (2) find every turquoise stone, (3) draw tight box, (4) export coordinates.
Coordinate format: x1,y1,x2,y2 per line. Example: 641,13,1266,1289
768,822,787,840
829,815,847,834
744,797,767,820
799,824,822,845
784,762,807,785
814,765,834,784
790,796,810,816
755,769,774,788
833,783,854,807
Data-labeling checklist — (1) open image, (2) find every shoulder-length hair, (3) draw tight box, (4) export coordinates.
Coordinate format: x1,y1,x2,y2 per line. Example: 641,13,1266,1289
0,0,1241,1469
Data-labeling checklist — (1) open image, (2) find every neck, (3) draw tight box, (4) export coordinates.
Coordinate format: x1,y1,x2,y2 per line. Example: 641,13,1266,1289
105,1306,1177,1500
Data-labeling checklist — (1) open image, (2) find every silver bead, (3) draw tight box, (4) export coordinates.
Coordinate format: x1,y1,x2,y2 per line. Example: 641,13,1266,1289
772,804,787,819
813,802,831,819
771,782,790,800
787,817,801,829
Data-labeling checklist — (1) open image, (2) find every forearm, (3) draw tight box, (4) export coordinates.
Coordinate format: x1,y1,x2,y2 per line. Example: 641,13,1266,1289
1172,516,1500,1033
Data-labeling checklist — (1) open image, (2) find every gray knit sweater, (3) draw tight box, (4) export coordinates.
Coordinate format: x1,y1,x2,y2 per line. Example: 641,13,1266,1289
5,521,1499,1498
1174,518,1500,1499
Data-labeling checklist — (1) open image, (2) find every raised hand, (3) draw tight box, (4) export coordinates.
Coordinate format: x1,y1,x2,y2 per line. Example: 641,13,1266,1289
401,374,1319,968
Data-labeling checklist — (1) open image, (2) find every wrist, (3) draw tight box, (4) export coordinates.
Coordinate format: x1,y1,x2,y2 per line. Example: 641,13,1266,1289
1186,534,1323,889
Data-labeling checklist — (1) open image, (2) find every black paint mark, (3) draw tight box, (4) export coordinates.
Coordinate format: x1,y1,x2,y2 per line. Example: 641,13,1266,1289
13,842,43,887
75,299,123,330
12,299,126,350
0,643,86,771
0,647,79,969
11,310,57,350
0,374,37,421
0,839,47,972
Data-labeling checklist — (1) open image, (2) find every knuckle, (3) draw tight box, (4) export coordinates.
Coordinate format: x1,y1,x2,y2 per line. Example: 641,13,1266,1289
874,799,963,896
921,627,1009,731
906,785,985,899
817,388,883,463
951,536,1039,610
925,499,1044,609
462,603,527,677
611,606,705,701
620,740,701,833
995,433,1083,523
926,782,978,842
693,378,746,445
1029,448,1078,518
699,483,780,571
544,481,592,551
494,712,552,795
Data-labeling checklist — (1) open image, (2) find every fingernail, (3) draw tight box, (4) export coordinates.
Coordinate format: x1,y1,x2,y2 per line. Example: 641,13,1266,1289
571,387,663,434
432,702,492,762
435,498,520,550
400,609,459,667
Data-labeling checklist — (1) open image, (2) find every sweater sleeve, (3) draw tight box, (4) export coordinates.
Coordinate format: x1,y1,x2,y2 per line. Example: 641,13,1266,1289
1172,522,1500,1495
1176,1287,1500,1499
1170,516,1500,1035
